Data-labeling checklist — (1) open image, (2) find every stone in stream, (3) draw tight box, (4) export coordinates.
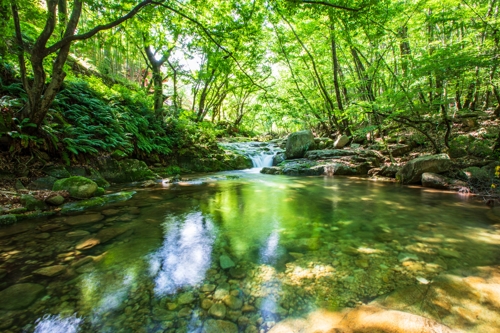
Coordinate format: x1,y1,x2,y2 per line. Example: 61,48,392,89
52,176,98,199
285,130,315,159
66,230,90,238
201,284,216,292
101,209,121,216
46,194,65,206
223,295,243,310
421,172,467,191
95,226,128,243
75,237,100,250
178,291,195,305
396,153,451,184
0,283,45,310
0,214,17,226
208,303,227,318
219,255,235,269
33,265,66,277
229,267,246,279
201,299,214,310
64,213,104,226
202,319,238,333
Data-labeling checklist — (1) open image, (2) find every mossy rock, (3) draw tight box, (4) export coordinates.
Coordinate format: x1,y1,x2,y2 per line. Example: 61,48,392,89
97,158,157,183
111,149,128,160
0,214,17,226
94,187,105,196
60,191,136,213
53,176,98,199
27,176,58,190
20,194,47,211
42,166,71,179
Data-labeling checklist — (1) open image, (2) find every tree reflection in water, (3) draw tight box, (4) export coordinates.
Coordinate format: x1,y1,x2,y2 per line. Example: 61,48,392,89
148,211,216,295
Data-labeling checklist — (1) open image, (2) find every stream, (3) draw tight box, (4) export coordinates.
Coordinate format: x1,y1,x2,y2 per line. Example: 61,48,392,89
0,144,500,332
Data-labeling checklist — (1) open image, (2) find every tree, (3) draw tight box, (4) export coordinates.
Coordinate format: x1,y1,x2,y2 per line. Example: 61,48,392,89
11,0,156,131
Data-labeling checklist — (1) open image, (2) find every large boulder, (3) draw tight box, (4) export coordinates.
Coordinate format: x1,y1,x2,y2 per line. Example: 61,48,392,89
60,191,136,213
396,154,451,184
285,130,315,159
97,158,157,183
53,176,98,199
0,283,45,310
421,172,467,191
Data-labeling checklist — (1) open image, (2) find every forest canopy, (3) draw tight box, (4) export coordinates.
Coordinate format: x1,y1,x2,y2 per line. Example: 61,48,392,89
1,0,499,156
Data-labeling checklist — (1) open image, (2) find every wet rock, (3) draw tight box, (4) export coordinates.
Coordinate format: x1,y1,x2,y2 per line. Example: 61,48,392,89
96,226,128,243
102,209,120,216
152,308,176,321
229,267,246,279
333,135,349,148
396,154,451,184
273,153,286,166
438,248,461,259
261,167,282,175
201,284,216,292
379,165,400,178
75,237,100,250
60,191,136,213
242,304,256,313
0,283,45,310
209,303,227,318
224,295,243,310
202,299,214,310
0,214,17,226
66,230,90,238
202,319,238,333
33,265,66,277
285,131,315,159
46,195,65,206
21,194,47,211
178,291,195,305
64,213,104,226
220,255,235,269
178,307,192,318
35,232,50,239
141,180,157,187
421,172,467,191
355,258,369,268
71,257,93,268
53,176,98,199
398,253,419,262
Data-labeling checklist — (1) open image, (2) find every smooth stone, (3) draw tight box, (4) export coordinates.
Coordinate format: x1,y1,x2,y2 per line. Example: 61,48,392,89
33,265,66,277
178,307,192,318
101,209,120,216
202,319,238,333
0,283,45,310
398,252,419,262
209,303,227,318
220,255,235,269
223,295,243,310
241,304,256,313
75,237,100,250
66,230,90,238
96,226,128,243
214,288,230,300
201,284,216,292
71,257,93,268
178,291,195,305
229,267,246,279
64,213,104,226
201,299,214,310
46,195,65,206
438,248,461,259
35,233,50,239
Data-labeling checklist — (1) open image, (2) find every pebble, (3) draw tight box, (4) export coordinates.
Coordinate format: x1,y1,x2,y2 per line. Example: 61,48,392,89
208,303,227,318
33,265,66,277
35,233,50,239
65,230,90,238
178,291,195,305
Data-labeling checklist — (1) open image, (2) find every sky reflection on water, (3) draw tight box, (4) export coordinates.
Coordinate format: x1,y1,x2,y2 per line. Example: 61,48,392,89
148,211,216,296
33,314,82,333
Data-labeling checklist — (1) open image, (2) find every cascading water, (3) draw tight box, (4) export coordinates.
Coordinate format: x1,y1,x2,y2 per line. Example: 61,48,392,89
219,141,283,169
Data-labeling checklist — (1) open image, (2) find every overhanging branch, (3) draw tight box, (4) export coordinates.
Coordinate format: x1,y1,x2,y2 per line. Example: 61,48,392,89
290,0,360,12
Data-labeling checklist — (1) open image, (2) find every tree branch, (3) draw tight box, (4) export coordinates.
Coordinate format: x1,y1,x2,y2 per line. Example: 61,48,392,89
46,0,155,54
291,0,360,12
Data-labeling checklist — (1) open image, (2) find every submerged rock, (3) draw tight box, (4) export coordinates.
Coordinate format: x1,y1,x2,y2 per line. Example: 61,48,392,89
53,176,98,199
33,265,66,277
0,283,45,310
60,191,136,213
220,255,236,269
64,213,104,226
396,154,451,184
209,303,227,318
285,130,315,159
202,319,238,333
421,172,467,191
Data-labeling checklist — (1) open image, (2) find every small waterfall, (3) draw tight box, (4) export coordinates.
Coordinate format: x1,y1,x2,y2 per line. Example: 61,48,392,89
219,141,283,169
250,152,274,168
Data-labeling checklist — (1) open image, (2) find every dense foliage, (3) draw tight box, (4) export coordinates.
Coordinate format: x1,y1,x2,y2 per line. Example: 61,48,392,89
0,0,499,160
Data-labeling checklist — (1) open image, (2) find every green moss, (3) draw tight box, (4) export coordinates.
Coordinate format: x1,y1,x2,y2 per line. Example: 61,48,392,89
94,187,105,196
0,214,17,225
53,176,98,199
60,191,136,213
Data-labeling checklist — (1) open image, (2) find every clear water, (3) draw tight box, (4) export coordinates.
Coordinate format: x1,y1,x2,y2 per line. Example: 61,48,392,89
0,171,499,332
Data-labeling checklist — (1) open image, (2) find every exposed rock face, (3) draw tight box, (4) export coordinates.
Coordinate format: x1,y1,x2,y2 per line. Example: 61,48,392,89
53,176,98,199
396,154,451,184
0,283,45,310
333,135,349,148
97,158,157,183
285,130,316,159
421,172,467,191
